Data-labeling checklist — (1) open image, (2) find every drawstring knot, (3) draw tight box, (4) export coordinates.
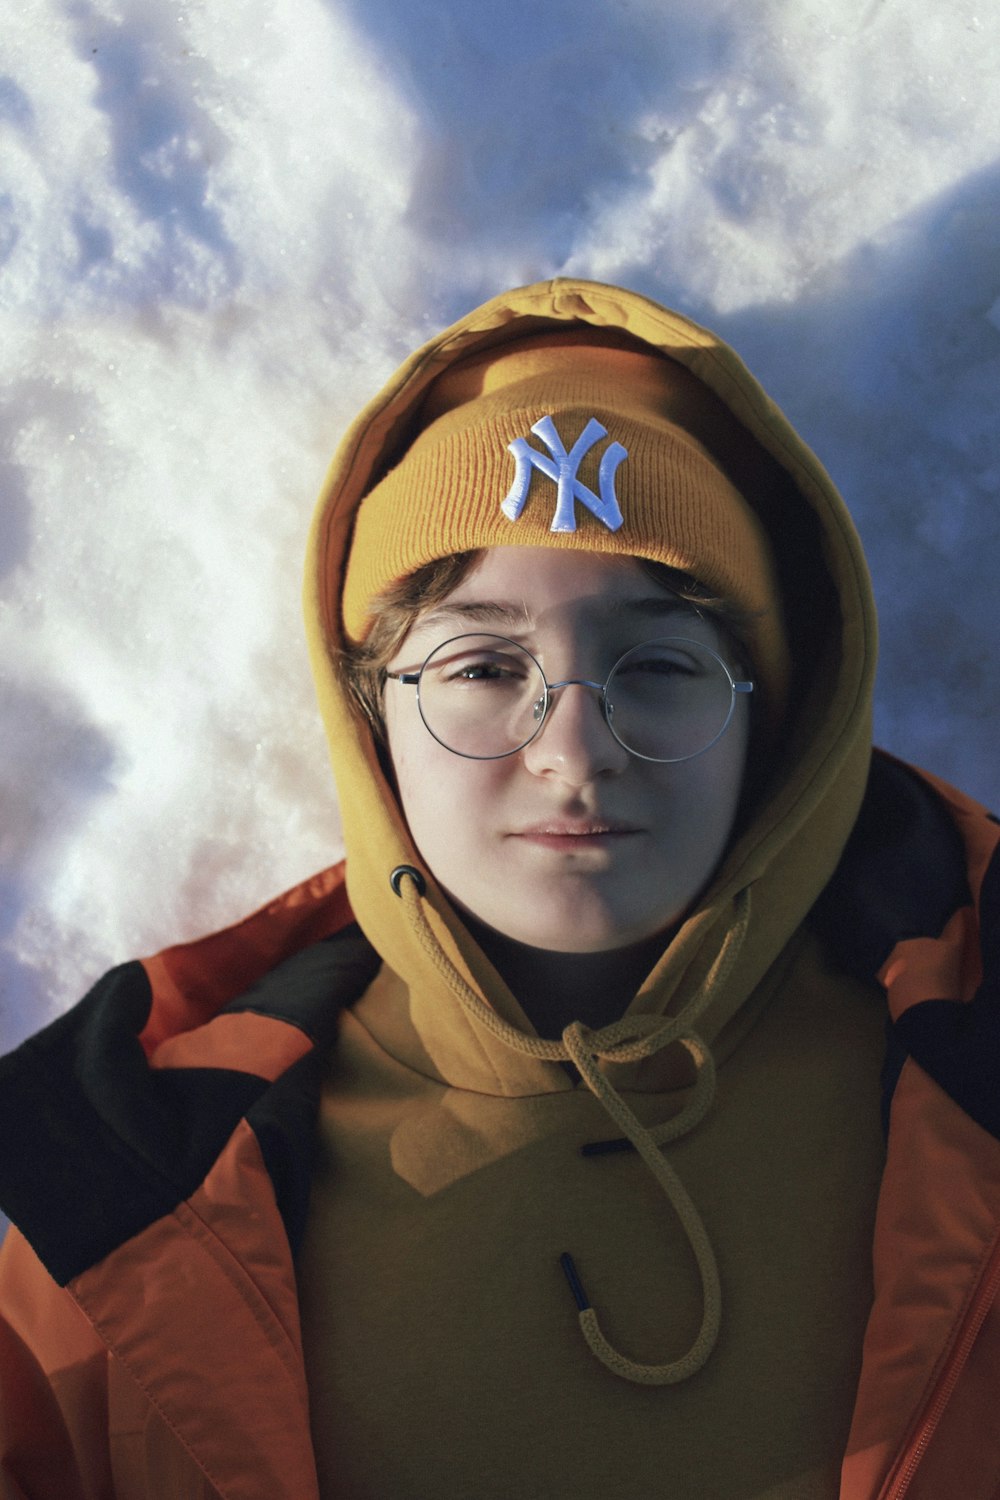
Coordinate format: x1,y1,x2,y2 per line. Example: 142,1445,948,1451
395,869,751,1386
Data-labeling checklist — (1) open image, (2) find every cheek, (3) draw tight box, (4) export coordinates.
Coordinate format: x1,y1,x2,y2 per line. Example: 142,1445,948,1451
383,692,430,800
715,718,749,820
385,712,437,833
708,715,748,820
385,702,492,859
654,710,748,862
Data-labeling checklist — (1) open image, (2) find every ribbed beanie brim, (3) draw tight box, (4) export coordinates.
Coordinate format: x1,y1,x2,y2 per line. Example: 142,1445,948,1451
341,332,790,720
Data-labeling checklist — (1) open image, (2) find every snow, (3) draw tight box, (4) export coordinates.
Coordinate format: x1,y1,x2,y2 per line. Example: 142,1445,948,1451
2,0,999,1050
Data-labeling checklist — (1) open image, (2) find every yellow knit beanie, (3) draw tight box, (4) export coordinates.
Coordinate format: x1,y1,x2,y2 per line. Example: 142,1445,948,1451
342,329,790,719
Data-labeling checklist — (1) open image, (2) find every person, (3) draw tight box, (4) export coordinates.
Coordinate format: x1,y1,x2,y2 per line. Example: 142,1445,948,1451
0,278,997,1500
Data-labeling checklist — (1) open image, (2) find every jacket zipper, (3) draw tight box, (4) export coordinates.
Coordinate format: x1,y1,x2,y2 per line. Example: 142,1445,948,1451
881,1233,1000,1500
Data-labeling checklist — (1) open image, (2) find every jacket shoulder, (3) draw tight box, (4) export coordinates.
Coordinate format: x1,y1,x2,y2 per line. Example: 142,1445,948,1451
811,750,1000,1141
138,858,356,1050
0,902,381,1285
808,750,981,980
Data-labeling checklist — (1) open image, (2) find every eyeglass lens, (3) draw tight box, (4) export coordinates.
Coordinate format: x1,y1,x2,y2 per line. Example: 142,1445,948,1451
414,634,739,762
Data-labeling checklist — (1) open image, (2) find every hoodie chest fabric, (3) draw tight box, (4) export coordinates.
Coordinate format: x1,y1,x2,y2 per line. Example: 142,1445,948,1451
297,947,886,1500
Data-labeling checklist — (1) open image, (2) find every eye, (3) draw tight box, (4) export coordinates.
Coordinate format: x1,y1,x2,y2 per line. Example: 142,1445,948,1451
433,648,533,687
453,657,524,683
617,646,701,677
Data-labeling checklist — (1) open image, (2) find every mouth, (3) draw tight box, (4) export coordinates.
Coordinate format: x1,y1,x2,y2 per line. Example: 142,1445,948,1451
511,820,644,850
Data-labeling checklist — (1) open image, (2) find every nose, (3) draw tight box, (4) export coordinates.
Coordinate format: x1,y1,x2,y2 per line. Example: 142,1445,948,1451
520,681,630,783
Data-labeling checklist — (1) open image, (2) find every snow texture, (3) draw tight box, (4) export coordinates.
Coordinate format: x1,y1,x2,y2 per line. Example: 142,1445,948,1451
2,0,1000,1051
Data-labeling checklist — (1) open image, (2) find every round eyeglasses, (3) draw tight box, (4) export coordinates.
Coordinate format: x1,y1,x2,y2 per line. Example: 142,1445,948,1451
385,633,753,763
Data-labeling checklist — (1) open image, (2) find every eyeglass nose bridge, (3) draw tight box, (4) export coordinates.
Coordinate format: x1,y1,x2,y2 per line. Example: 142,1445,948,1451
531,677,613,728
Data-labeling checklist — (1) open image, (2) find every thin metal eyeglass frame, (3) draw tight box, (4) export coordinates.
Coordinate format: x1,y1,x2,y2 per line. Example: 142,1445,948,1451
385,633,754,764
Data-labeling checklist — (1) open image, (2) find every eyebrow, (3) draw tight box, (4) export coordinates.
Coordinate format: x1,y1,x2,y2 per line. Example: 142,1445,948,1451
417,595,695,632
416,600,534,631
605,595,696,619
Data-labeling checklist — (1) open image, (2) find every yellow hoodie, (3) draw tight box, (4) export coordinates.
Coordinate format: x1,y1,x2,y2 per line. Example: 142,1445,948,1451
298,280,888,1497
1,279,998,1500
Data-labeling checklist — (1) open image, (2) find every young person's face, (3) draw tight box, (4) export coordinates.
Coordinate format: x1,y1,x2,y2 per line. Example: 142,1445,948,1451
384,547,750,955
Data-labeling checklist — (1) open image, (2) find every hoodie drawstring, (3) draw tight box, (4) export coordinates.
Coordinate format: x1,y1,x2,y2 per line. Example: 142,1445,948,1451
394,871,751,1387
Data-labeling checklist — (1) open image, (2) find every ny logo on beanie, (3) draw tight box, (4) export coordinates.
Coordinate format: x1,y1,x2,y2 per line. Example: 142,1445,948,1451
501,415,627,534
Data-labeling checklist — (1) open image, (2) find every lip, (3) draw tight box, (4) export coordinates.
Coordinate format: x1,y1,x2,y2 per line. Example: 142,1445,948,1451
511,819,644,850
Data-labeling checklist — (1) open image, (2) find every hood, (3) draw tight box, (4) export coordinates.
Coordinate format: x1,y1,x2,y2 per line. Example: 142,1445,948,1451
304,278,876,1069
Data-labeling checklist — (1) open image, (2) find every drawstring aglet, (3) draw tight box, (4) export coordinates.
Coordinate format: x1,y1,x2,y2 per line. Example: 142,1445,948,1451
559,1252,590,1312
580,1136,634,1157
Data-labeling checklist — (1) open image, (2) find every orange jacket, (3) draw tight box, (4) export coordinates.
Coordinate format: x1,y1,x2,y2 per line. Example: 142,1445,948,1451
0,752,998,1500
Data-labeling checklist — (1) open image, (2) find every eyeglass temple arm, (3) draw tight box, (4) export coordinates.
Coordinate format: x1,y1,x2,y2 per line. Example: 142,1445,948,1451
385,672,420,685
